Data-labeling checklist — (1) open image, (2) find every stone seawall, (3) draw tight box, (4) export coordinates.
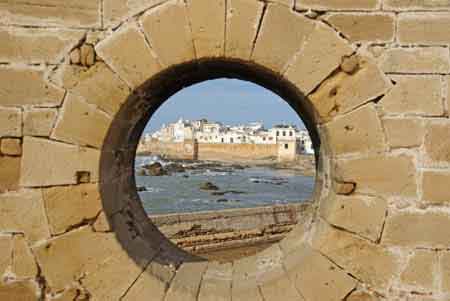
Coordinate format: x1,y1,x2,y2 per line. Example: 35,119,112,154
150,202,313,257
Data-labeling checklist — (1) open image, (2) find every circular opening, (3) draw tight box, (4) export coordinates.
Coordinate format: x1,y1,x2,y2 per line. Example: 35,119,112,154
100,58,323,265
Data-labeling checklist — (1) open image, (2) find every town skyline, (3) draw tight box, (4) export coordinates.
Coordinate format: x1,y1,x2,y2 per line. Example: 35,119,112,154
143,78,306,133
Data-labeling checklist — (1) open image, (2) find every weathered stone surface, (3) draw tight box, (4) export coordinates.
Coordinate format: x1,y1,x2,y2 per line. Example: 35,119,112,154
283,243,357,301
0,156,21,193
383,212,450,247
80,44,95,67
296,0,379,10
0,107,21,137
0,0,100,28
122,261,175,301
309,58,391,123
258,263,304,301
320,195,387,242
285,23,353,95
225,0,264,59
33,226,133,291
20,137,100,187
323,104,386,156
371,46,450,74
398,13,450,45
252,4,315,72
333,181,356,195
165,262,208,301
43,184,102,235
23,108,57,137
325,13,395,43
0,190,50,243
198,262,232,301
103,0,167,28
141,0,195,66
0,67,65,107
0,281,38,301
385,0,450,10
231,256,262,301
441,252,450,293
334,154,417,197
1,138,22,156
186,0,225,58
51,94,111,148
70,48,81,65
60,63,130,116
401,250,436,291
12,235,38,278
422,170,450,204
93,212,112,232
0,235,12,276
346,291,380,301
424,121,450,167
0,28,84,64
313,221,398,290
383,118,424,148
380,76,443,116
96,23,161,88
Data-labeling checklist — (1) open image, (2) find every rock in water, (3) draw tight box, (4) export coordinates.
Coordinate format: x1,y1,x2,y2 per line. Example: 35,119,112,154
199,182,220,191
165,163,186,173
143,162,167,176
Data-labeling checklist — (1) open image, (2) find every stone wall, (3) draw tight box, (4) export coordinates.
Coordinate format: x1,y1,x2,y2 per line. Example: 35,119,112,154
139,139,198,160
1,0,450,300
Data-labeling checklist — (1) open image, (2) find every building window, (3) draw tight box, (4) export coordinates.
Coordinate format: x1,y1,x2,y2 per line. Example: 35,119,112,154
221,138,224,143
230,138,234,143
284,143,289,149
283,131,286,136
263,137,266,141
289,131,293,136
276,131,279,136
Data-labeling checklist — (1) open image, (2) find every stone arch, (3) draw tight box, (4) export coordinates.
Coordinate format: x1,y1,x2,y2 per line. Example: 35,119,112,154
1,0,448,300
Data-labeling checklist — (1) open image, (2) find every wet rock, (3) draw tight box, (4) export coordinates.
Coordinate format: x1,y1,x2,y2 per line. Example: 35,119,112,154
200,182,219,191
216,198,228,203
211,190,247,196
136,169,147,176
165,163,185,173
137,186,147,192
143,162,167,176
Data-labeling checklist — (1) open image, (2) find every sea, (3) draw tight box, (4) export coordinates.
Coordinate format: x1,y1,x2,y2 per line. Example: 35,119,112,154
135,156,315,215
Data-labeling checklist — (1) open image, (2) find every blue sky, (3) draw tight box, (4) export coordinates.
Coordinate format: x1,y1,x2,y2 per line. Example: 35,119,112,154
144,78,305,133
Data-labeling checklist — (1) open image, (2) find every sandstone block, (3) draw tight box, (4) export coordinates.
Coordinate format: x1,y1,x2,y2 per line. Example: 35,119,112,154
346,291,380,301
381,75,443,116
398,13,450,45
0,28,84,64
12,235,38,278
295,0,379,10
51,94,112,148
141,0,195,66
1,138,22,156
422,170,450,204
383,118,424,148
103,0,167,28
231,256,262,301
285,23,353,95
309,58,391,123
43,184,102,235
23,108,58,137
0,107,21,137
165,262,208,301
283,243,357,301
93,212,112,232
334,154,417,197
0,67,65,107
258,264,304,301
0,156,21,193
320,195,387,242
371,46,450,74
61,63,130,116
384,0,450,10
96,23,161,89
333,181,356,195
81,252,148,300
325,13,395,43
441,252,450,293
198,262,232,301
225,0,265,59
0,190,50,244
382,212,450,247
0,235,12,276
20,137,100,187
33,227,131,291
323,104,386,156
0,0,100,28
401,250,436,291
186,0,226,58
0,281,38,301
252,4,315,72
122,261,174,301
313,221,398,290
424,121,450,167
70,48,81,65
80,44,95,67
